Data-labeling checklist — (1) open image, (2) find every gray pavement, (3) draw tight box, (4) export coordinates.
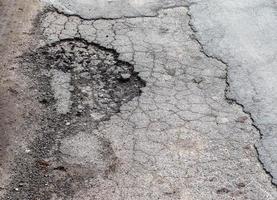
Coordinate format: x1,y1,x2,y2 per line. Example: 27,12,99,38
2,0,277,199
49,0,186,18
188,0,277,184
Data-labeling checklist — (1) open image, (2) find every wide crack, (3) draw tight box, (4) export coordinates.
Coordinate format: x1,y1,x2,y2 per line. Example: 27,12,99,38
186,4,277,187
5,38,145,200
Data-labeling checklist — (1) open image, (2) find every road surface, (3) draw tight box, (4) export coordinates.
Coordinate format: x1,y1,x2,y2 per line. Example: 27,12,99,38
0,0,277,199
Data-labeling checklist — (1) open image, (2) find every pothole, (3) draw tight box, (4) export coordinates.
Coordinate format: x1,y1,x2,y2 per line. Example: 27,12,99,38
30,38,145,117
5,38,145,200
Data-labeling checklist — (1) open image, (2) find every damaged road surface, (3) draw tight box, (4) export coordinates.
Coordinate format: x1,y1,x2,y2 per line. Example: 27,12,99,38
6,39,145,200
1,0,277,199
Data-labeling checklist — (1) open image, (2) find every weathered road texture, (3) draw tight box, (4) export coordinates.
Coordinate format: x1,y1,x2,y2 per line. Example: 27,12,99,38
49,0,185,19
188,0,277,184
3,0,277,200
0,0,40,197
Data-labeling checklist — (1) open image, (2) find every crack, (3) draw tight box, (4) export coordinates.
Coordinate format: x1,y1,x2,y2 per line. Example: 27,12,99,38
185,3,277,187
48,5,189,21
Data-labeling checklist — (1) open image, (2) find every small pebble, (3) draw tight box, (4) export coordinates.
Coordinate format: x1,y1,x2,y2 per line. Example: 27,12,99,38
25,149,31,153
120,73,131,80
236,116,248,123
18,182,24,187
77,105,84,110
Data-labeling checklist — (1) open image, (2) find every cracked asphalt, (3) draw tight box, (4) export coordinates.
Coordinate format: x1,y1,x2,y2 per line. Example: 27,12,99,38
1,0,277,199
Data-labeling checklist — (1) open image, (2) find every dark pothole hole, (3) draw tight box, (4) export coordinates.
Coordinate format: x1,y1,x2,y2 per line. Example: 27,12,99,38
30,38,146,116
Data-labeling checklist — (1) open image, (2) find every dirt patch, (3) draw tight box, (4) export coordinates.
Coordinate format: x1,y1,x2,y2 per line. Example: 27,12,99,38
0,0,41,197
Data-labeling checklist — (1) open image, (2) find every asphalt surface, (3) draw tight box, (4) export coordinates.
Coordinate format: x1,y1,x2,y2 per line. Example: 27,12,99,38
1,0,277,199
188,0,277,185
